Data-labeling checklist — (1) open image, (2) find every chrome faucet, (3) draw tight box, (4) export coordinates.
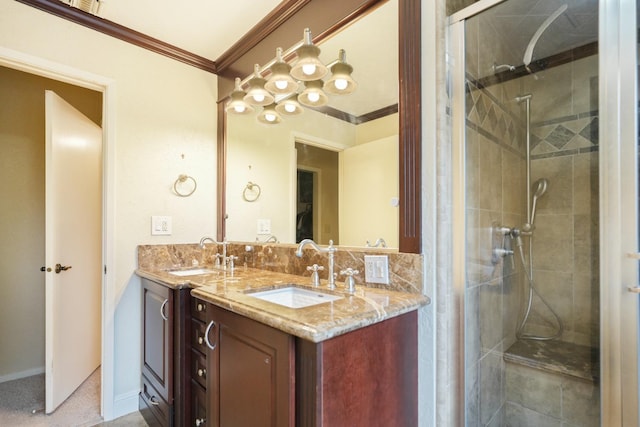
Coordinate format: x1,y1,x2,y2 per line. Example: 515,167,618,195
365,238,387,248
199,236,228,269
296,239,337,289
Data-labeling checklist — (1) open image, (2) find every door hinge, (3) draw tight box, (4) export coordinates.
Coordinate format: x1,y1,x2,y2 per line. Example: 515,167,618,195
104,265,107,274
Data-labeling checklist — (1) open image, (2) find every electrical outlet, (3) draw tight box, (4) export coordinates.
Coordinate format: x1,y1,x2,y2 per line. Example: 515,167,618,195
257,218,271,235
151,216,172,235
364,255,390,285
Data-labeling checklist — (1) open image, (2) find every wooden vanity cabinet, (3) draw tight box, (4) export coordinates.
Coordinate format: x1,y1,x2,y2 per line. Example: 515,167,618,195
195,298,417,427
139,278,192,427
198,301,295,427
296,311,418,426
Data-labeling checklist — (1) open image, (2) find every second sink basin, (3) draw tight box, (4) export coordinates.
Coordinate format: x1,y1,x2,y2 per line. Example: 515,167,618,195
168,268,218,276
248,286,343,309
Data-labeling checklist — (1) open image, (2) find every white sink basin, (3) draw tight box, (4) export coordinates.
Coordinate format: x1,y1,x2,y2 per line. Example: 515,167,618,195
168,268,217,276
248,286,342,309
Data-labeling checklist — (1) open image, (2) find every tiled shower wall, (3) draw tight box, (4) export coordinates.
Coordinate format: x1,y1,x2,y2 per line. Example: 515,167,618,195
525,55,600,347
464,73,527,425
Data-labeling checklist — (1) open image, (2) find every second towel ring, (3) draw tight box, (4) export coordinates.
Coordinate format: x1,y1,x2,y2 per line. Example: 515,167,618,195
243,181,261,202
174,174,197,197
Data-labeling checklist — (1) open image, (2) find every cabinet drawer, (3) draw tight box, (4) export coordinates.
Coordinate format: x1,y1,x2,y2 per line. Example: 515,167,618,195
192,297,208,322
140,375,172,427
191,318,208,355
191,349,207,389
191,380,207,427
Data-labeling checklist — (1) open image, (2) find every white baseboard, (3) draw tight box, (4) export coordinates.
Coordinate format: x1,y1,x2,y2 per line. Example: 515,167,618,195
0,367,46,384
108,389,140,421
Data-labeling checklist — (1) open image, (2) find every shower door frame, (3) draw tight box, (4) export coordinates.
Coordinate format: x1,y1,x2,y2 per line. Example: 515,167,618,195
448,0,639,424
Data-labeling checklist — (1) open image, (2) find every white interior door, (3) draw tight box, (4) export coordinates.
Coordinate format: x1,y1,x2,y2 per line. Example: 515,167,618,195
44,90,102,414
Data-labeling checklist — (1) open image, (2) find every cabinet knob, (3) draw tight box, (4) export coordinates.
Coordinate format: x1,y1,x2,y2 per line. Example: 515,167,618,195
197,303,205,312
197,368,206,377
195,418,206,426
198,336,204,345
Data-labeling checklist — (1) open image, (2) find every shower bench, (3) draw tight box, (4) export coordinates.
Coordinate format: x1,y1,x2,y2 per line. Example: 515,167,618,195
504,340,600,426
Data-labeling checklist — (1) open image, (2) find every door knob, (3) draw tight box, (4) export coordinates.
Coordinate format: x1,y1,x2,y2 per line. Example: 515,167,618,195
55,264,72,274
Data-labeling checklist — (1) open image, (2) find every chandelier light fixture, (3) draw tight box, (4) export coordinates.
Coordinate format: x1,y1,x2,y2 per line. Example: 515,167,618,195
226,28,357,124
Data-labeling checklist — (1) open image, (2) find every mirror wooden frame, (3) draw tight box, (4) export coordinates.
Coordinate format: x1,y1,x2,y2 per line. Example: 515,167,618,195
215,0,421,253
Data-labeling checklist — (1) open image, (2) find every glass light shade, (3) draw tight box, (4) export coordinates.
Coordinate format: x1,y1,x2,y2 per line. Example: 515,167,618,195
243,64,275,106
290,45,328,81
275,98,303,116
290,29,327,81
257,104,282,124
225,78,254,115
265,48,299,95
323,50,357,95
298,80,328,107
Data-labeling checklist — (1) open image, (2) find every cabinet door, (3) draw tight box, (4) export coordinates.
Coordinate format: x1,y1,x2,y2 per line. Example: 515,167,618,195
204,303,294,427
142,278,173,403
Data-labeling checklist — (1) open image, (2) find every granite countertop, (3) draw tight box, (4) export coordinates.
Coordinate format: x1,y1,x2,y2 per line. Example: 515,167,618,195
136,266,429,343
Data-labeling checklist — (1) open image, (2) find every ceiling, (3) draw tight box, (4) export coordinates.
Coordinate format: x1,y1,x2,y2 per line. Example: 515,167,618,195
94,0,283,62
80,0,398,117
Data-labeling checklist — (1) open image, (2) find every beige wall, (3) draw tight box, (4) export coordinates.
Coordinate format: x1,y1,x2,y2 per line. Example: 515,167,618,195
341,135,399,248
0,0,217,416
0,66,102,380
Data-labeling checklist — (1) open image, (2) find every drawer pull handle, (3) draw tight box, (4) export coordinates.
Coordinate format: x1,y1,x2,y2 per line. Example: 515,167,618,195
197,368,206,377
195,418,206,426
204,320,217,350
149,395,160,406
160,299,169,321
197,303,205,312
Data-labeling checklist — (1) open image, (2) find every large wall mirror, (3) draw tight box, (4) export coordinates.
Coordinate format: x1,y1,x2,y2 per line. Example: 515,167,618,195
216,0,421,253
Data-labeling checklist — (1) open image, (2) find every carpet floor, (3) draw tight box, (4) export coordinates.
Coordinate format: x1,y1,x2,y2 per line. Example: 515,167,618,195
0,368,147,427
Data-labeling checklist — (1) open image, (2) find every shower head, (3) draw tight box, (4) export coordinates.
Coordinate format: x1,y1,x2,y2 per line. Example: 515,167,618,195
533,178,548,199
523,5,568,69
529,178,549,228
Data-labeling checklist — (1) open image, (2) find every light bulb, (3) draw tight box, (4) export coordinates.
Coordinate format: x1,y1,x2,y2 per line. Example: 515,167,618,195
285,103,296,113
275,80,288,90
302,63,317,76
234,105,246,113
253,93,265,103
265,113,276,122
308,92,320,103
334,79,348,90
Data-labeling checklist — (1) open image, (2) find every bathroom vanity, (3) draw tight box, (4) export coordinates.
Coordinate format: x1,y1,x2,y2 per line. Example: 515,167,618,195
136,251,427,427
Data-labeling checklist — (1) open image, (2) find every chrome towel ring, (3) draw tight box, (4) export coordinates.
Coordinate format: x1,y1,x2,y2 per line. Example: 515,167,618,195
174,174,197,197
243,181,261,202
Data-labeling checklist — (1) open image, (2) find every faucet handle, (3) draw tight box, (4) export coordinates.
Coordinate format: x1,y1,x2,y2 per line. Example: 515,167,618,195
228,255,239,270
340,268,359,294
306,264,324,287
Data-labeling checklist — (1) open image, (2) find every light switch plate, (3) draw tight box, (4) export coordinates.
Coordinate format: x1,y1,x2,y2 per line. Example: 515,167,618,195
364,255,390,284
151,216,172,235
257,218,271,235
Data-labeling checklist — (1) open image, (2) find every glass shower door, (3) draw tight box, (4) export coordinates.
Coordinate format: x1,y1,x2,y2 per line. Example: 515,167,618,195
449,0,639,424
600,0,640,424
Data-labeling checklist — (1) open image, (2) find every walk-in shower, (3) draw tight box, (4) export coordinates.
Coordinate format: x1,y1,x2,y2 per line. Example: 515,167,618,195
451,0,601,425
